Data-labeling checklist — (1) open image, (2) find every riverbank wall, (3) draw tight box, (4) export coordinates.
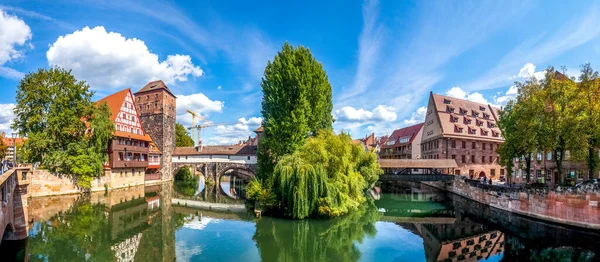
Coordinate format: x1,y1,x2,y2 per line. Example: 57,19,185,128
423,178,600,230
26,169,172,197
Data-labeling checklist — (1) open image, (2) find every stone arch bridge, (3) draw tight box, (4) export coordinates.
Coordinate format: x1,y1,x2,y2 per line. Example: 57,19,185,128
172,162,256,192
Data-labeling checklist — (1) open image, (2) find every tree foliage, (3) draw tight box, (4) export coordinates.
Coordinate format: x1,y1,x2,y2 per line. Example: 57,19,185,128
12,67,114,188
498,64,600,184
249,131,382,219
257,42,333,180
175,166,193,180
0,133,7,160
175,123,195,147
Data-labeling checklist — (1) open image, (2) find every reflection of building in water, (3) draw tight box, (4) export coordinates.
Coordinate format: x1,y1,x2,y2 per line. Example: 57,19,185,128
111,233,143,262
405,215,504,262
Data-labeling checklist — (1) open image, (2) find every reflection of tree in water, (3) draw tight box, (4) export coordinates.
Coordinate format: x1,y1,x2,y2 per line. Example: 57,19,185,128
28,200,114,262
253,203,379,262
174,177,199,197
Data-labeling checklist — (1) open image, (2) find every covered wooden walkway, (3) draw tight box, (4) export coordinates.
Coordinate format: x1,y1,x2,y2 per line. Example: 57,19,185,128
378,159,458,175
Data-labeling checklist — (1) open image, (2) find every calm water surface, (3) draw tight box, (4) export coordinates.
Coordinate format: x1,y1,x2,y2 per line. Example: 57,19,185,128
5,181,600,261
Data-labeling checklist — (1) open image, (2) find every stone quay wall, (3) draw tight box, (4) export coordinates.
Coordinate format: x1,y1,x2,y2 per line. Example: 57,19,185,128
28,169,145,197
424,178,600,230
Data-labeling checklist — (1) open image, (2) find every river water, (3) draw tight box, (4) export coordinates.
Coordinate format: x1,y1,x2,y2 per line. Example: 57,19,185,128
4,181,600,261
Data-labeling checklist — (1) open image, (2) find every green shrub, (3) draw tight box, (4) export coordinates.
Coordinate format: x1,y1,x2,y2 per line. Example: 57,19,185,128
175,167,193,181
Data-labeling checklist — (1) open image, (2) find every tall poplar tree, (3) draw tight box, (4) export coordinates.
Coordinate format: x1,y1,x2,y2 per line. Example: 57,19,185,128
257,42,333,180
175,123,195,147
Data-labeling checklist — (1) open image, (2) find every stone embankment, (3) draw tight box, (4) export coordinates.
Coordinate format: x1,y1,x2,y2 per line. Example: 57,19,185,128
424,178,600,230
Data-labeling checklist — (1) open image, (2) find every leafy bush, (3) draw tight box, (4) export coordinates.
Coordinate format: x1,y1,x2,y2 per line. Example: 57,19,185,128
175,166,193,181
250,131,382,219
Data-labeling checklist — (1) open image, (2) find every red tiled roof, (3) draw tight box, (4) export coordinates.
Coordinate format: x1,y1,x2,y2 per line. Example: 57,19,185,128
114,131,153,142
134,80,176,98
380,123,424,149
254,126,263,133
173,145,257,156
430,93,503,142
96,88,130,123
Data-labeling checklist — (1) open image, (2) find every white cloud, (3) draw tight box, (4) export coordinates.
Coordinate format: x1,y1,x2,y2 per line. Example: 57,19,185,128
47,26,203,89
445,87,489,104
335,105,397,123
176,93,224,126
0,8,31,78
217,85,222,90
238,117,262,126
516,63,545,80
403,106,427,125
0,103,15,132
506,85,518,96
175,240,202,262
208,124,252,145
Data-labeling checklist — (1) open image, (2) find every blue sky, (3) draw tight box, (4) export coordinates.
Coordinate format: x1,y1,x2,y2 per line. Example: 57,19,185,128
1,0,600,144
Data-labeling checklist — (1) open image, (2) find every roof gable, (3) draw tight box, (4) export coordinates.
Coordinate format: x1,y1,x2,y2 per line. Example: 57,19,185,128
134,80,175,97
381,123,424,148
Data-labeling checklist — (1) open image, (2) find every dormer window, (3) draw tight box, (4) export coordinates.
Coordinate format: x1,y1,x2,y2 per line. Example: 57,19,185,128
459,108,467,115
472,111,479,117
476,119,483,126
450,115,459,123
480,106,486,111
454,124,463,133
444,99,451,104
464,117,472,125
492,130,499,137
481,128,489,136
483,113,490,119
446,106,455,113
468,127,477,135
488,121,496,128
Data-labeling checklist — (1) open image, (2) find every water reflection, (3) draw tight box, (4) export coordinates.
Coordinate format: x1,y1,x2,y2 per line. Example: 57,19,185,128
220,174,248,199
25,184,175,262
11,182,600,261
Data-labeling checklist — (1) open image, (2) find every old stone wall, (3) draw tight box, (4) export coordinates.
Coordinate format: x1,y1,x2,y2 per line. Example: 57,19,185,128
426,178,600,229
140,113,175,181
28,169,144,197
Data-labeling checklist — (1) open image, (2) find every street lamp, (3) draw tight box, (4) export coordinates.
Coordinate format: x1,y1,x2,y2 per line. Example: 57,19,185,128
11,132,17,165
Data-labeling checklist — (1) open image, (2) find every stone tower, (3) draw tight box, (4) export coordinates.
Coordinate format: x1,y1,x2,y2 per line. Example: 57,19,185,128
134,80,176,180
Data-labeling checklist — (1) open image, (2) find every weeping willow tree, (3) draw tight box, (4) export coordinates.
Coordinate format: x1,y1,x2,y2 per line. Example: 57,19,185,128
248,131,382,219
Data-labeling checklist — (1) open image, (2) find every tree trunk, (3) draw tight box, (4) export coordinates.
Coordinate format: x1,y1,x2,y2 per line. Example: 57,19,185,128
525,153,531,183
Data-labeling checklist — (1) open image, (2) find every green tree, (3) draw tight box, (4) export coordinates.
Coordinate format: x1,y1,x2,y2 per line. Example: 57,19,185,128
176,122,195,147
0,133,7,160
249,131,382,219
577,63,600,180
257,42,333,180
175,166,193,180
12,67,114,188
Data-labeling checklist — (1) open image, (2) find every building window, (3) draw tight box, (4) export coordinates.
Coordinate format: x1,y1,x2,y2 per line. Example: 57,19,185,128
491,169,496,177
578,170,584,180
461,155,466,163
155,94,158,99
451,140,456,148
489,156,492,163
118,152,124,161
471,155,475,163
483,143,486,150
547,152,552,161
247,156,251,160
472,142,476,149
452,155,456,160
482,156,485,163
444,99,451,104
462,141,466,149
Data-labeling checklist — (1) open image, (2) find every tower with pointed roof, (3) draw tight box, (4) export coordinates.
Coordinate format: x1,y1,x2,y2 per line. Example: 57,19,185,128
134,80,177,181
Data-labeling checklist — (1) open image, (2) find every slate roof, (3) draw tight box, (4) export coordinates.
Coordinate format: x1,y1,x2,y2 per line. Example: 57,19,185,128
380,123,424,149
134,80,176,97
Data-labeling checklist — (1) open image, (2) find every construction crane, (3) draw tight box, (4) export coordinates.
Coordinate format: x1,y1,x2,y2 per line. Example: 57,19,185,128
186,109,241,148
186,110,205,147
